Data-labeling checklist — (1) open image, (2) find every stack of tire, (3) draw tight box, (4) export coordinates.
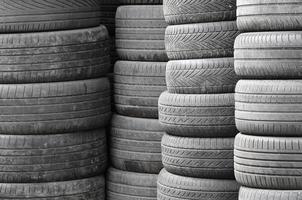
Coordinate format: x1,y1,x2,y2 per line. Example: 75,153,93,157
0,1,111,199
234,1,302,200
107,1,167,200
157,0,242,199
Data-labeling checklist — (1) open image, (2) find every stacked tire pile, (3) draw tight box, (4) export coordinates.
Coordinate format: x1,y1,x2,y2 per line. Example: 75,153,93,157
0,1,111,199
157,0,242,199
234,1,302,200
107,1,167,199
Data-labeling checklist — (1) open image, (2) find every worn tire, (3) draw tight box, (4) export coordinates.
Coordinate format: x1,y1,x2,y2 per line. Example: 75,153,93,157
107,168,157,200
158,169,239,200
163,0,236,24
239,187,302,200
165,21,239,60
162,134,234,178
119,0,163,4
235,32,302,78
235,80,302,136
116,6,168,61
166,58,238,94
110,114,164,173
114,61,166,118
158,91,236,137
0,78,111,135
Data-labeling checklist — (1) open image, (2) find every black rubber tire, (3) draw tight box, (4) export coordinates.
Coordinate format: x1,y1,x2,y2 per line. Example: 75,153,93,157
162,134,234,179
110,114,164,173
0,0,102,33
0,78,111,135
158,169,240,200
163,0,236,25
0,176,105,199
235,133,302,190
0,26,110,83
119,0,163,4
159,91,237,137
166,58,238,94
239,187,302,200
107,167,157,200
100,0,119,36
114,61,166,118
235,80,302,136
165,21,239,60
234,32,302,78
115,6,168,61
237,0,302,31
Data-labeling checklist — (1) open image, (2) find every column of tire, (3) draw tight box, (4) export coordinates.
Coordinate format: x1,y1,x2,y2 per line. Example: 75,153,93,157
234,1,302,200
0,1,111,199
157,1,241,199
107,1,166,200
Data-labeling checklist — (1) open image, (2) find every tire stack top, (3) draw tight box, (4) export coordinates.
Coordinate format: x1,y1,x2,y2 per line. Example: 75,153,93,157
234,1,302,199
157,0,241,199
0,1,111,199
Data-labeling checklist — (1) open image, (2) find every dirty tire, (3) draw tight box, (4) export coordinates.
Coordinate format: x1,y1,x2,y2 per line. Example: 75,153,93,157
107,167,157,200
163,0,236,24
235,32,302,78
239,187,302,200
237,0,302,31
158,91,237,137
110,114,164,173
162,134,234,178
0,26,110,83
165,21,239,60
0,78,111,135
0,0,102,33
166,58,238,94
116,6,168,61
0,176,105,199
235,133,302,190
158,169,239,200
119,0,163,4
235,80,302,136
114,61,166,118
100,0,119,35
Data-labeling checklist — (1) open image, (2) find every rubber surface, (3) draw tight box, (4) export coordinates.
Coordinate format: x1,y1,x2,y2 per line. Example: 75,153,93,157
235,80,302,136
239,187,302,200
158,91,237,137
110,114,164,173
119,0,163,4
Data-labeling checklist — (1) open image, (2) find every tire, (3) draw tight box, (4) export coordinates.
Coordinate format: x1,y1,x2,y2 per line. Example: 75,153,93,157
157,169,239,200
110,114,164,173
114,61,166,118
235,80,302,136
100,0,119,35
165,21,239,60
166,58,238,94
0,26,110,83
163,0,236,25
162,134,234,178
0,176,105,199
116,6,168,61
107,167,157,200
237,0,302,31
0,0,102,33
239,187,302,200
158,91,237,137
119,0,163,4
234,32,302,78
0,78,111,135
235,133,302,190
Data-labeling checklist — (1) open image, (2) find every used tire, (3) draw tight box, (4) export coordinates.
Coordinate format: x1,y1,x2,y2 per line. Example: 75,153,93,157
165,21,239,60
0,78,111,135
0,26,110,83
159,91,237,137
110,114,164,173
107,168,157,200
114,61,166,118
116,6,168,61
237,0,302,31
158,169,239,200
163,0,236,24
235,133,302,190
162,134,234,178
239,187,302,200
119,0,163,4
166,58,238,94
235,80,302,136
